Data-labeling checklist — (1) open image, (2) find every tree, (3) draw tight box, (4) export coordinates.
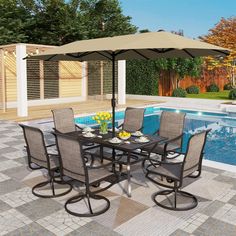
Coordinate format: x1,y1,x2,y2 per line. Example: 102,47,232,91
156,57,203,89
22,0,84,45
0,0,136,45
201,17,236,87
80,0,137,39
0,0,30,44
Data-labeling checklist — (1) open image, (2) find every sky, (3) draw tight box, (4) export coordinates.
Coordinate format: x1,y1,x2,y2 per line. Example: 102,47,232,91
119,0,236,38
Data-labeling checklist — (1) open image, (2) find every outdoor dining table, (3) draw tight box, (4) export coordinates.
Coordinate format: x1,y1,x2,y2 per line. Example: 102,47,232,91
64,130,166,197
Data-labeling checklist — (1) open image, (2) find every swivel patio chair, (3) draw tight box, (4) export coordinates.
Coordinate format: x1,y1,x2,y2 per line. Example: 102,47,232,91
54,132,119,217
142,111,186,161
144,129,211,211
105,107,145,165
52,108,99,151
117,107,145,132
20,124,72,198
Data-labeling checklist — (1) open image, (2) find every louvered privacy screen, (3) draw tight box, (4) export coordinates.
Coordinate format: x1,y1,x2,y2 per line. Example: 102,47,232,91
44,61,59,99
27,60,40,100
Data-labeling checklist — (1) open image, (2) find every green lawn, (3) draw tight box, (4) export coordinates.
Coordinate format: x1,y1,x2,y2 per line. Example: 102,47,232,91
187,90,230,100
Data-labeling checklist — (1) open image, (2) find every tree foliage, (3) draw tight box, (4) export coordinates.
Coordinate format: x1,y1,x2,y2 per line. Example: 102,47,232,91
0,0,30,44
80,0,137,39
0,0,137,45
201,17,236,86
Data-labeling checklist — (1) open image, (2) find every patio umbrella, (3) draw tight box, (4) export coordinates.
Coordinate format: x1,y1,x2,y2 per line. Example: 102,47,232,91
28,31,230,135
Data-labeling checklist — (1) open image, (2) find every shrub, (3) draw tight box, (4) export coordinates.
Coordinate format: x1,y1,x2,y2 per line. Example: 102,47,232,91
224,83,233,90
229,89,236,100
186,85,200,94
206,83,219,92
172,88,187,97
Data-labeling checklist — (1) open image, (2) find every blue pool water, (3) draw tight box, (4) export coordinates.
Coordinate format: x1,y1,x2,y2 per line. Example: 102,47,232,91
75,107,236,166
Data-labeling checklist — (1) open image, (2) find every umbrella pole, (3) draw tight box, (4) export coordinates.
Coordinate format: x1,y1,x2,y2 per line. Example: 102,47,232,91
111,54,116,137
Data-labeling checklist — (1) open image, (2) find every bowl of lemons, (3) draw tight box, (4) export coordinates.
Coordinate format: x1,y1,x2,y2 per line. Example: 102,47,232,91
118,130,131,140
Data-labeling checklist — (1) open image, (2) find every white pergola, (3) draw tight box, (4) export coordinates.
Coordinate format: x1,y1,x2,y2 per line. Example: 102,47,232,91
0,43,126,117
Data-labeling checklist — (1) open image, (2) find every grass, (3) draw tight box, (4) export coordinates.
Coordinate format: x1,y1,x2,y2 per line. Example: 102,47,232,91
186,90,230,100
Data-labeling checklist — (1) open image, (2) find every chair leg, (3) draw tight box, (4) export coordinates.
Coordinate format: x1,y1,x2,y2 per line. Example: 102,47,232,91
65,192,110,217
32,175,72,198
152,189,198,211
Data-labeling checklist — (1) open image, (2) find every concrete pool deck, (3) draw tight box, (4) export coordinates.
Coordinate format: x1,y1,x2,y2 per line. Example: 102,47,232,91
1,119,236,236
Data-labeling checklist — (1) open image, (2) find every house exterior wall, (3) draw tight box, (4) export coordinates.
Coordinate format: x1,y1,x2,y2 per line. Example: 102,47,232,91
59,61,82,97
5,54,17,102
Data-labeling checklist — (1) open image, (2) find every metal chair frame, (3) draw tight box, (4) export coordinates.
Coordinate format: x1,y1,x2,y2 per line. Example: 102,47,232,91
20,124,72,198
54,132,119,217
144,129,211,211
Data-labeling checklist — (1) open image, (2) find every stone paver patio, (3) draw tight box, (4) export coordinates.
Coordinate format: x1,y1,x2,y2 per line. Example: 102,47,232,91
0,119,236,236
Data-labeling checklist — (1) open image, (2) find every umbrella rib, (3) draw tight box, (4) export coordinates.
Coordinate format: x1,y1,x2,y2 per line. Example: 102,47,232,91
114,50,129,57
67,52,94,59
132,49,149,60
183,49,194,58
95,51,113,60
45,54,57,61
149,48,175,54
212,49,229,56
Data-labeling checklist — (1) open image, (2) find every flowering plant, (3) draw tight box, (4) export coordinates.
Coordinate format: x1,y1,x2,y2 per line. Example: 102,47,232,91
92,111,112,134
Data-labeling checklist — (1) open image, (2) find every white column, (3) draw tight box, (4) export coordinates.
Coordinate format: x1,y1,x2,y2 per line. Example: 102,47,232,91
81,61,88,100
118,60,126,105
16,44,28,117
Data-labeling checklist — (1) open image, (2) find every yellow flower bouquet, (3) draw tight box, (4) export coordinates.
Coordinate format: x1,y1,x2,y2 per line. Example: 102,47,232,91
92,111,112,134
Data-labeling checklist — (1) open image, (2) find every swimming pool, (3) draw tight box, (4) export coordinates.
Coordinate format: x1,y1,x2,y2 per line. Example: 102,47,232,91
75,107,236,166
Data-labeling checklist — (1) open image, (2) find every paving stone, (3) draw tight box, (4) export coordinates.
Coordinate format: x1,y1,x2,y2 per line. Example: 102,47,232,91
0,172,11,182
67,221,121,236
17,198,62,221
2,165,31,181
5,222,54,236
0,209,32,235
0,179,24,195
228,194,236,206
0,199,11,212
36,209,91,235
170,229,191,236
212,203,236,225
0,160,22,172
202,166,224,175
0,147,19,155
199,200,225,216
194,217,236,236
0,187,38,207
214,174,236,186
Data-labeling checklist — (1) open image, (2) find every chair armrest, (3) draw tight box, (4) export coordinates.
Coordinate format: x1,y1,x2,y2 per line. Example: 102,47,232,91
144,157,183,166
87,160,118,170
46,143,56,148
163,133,183,152
152,129,159,135
117,123,123,129
165,134,183,144
75,124,83,130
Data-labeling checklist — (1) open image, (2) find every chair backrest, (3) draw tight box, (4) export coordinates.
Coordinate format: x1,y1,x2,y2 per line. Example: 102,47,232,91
123,107,145,132
52,108,76,133
55,133,85,180
159,111,186,146
20,124,48,165
183,129,210,177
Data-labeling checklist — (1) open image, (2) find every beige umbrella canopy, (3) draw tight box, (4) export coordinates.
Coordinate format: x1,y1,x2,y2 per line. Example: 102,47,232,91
29,31,230,134
30,31,229,61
